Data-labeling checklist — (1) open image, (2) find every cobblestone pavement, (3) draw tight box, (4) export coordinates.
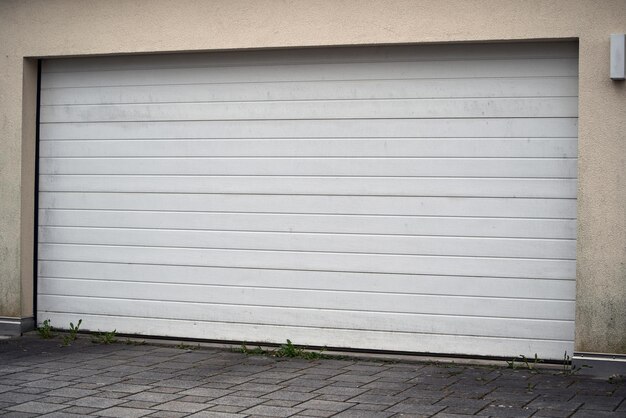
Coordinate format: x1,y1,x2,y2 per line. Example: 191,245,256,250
0,335,624,418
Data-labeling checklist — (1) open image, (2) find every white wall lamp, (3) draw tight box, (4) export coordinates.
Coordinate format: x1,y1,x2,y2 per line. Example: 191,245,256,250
610,34,625,80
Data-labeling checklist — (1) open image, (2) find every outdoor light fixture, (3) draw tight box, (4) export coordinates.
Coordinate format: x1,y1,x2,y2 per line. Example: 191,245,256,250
610,34,625,80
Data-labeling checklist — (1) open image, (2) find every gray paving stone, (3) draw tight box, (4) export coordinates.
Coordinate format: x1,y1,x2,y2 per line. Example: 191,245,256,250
570,410,626,417
314,386,367,397
0,411,39,418
211,395,265,407
0,393,43,404
36,396,73,404
56,367,99,377
478,405,537,417
155,400,209,413
333,409,394,417
285,378,330,390
63,405,100,414
526,398,583,411
121,400,159,409
208,405,246,413
150,387,184,394
231,383,285,393
348,393,406,406
125,392,182,403
146,411,189,418
331,374,380,384
532,408,575,417
385,402,446,415
179,387,232,398
155,379,203,389
242,404,304,417
95,391,130,399
434,397,490,414
575,395,625,410
44,387,100,398
187,412,247,418
314,394,354,402
6,402,68,414
352,402,398,411
296,409,335,417
262,390,318,402
0,386,18,395
11,387,48,395
263,399,301,408
102,383,154,394
20,380,71,389
176,395,212,403
4,373,53,382
70,395,126,408
297,399,354,412
94,406,155,417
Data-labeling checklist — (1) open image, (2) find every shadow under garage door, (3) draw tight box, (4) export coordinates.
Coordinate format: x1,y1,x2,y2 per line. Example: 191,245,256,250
36,41,578,360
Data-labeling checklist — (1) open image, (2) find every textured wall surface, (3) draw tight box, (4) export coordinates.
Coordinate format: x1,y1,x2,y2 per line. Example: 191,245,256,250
0,0,624,353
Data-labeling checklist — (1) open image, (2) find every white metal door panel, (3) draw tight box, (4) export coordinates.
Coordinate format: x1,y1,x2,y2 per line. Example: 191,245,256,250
37,42,578,359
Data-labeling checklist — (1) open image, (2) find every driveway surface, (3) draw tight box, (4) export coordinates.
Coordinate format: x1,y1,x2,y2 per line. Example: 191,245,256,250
0,335,624,417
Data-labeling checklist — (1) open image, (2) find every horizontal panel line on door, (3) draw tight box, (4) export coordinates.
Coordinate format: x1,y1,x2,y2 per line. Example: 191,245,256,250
38,275,575,301
39,156,579,160
38,242,577,261
40,75,579,90
36,309,574,342
37,208,578,221
36,260,576,284
41,116,580,124
38,227,576,241
38,136,580,142
36,191,579,200
37,225,577,241
40,95,580,107
38,191,578,199
38,174,580,179
40,136,580,141
39,225,577,243
37,259,576,281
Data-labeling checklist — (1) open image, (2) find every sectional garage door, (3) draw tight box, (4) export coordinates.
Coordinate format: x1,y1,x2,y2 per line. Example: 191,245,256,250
37,42,578,359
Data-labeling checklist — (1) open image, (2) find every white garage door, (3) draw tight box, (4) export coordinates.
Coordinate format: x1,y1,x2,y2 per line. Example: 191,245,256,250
37,42,578,360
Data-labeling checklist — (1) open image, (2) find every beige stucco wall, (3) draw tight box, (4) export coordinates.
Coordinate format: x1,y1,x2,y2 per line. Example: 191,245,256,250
1,0,624,353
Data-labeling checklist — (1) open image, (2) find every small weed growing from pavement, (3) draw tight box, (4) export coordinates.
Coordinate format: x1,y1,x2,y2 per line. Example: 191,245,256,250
275,339,301,357
274,339,327,360
237,339,328,360
37,319,55,339
239,343,266,355
92,329,117,344
560,351,593,376
561,351,571,374
506,357,519,369
507,354,542,372
61,319,82,346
